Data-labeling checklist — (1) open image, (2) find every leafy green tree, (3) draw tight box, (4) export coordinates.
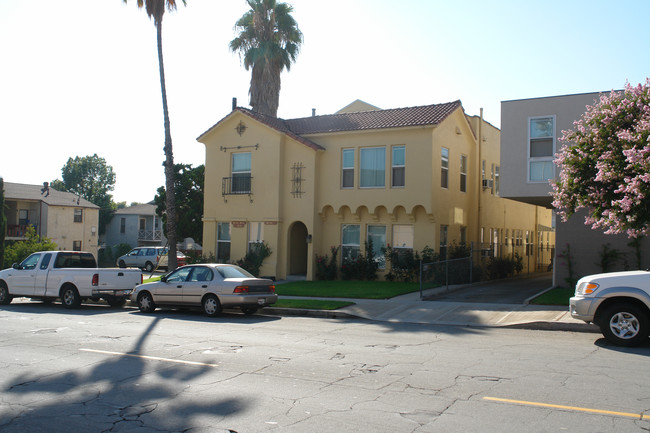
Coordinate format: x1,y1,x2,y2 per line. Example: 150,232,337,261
154,164,204,242
553,79,650,238
0,178,6,268
123,0,185,271
3,226,57,269
230,0,303,117
51,154,116,235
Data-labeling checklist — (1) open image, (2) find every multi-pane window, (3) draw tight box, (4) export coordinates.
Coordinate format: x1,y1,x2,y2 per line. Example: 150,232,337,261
439,225,448,259
73,240,82,251
19,209,28,225
529,116,555,182
441,147,449,189
74,209,83,223
342,224,361,263
342,149,354,188
460,155,467,192
367,225,386,269
391,146,405,188
360,147,385,188
232,152,252,193
248,222,264,253
217,222,231,263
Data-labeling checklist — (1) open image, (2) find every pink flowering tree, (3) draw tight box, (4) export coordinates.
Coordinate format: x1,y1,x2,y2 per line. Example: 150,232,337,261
552,79,650,238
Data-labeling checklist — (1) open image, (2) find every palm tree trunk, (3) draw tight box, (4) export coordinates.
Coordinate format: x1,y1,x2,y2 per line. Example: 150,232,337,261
156,18,178,270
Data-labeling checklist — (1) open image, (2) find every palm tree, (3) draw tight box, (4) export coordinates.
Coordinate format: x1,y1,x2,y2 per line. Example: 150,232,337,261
123,0,185,270
230,0,303,117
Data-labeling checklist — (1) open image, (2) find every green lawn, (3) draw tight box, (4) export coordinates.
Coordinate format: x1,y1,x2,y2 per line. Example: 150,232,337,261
529,287,574,306
273,299,354,310
275,280,421,299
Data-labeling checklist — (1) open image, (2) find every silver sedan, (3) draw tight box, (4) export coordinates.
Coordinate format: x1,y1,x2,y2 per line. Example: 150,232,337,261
131,264,278,316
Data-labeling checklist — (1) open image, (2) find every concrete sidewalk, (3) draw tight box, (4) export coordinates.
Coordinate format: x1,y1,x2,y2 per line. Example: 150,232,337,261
266,285,600,333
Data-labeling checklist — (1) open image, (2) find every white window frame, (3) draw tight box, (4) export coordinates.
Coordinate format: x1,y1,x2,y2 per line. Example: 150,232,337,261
527,115,556,183
217,222,231,263
342,224,361,263
232,152,252,193
359,147,386,188
441,147,449,189
341,148,355,189
391,145,405,188
460,154,467,193
248,222,264,253
367,225,386,269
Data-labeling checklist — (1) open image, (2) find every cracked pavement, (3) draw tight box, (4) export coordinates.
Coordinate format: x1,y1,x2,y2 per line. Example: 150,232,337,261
0,301,648,432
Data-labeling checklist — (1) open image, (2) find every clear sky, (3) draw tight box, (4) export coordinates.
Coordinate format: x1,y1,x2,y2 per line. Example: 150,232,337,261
1,0,648,205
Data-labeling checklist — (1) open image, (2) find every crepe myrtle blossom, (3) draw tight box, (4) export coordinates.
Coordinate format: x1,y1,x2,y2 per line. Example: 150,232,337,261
552,78,650,238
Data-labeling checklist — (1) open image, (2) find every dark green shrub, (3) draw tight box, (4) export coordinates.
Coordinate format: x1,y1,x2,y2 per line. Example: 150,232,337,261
341,240,378,280
235,242,272,277
316,246,339,280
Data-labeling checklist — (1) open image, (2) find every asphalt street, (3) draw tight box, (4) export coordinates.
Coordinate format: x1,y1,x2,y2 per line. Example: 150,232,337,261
0,302,648,432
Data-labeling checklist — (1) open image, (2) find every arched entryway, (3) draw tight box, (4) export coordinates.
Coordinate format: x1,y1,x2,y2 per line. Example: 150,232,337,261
288,221,308,276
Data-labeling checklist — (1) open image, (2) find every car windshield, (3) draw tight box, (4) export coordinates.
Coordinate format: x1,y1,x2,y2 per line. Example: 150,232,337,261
216,266,255,279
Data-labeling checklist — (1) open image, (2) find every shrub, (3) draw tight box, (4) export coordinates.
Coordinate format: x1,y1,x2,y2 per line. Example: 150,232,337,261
485,253,523,280
383,244,439,282
3,226,57,269
235,242,272,277
341,240,378,281
316,246,339,280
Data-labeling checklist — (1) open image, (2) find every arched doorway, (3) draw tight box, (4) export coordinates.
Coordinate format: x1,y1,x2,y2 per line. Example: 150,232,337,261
288,221,308,276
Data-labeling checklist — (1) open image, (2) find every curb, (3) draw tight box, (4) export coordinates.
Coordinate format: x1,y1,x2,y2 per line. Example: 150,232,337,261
262,307,600,333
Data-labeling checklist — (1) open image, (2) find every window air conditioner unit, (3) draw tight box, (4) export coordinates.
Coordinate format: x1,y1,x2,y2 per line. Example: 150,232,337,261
482,179,493,189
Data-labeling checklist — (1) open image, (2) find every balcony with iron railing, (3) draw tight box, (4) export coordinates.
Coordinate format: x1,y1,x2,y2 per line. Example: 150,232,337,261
222,176,252,197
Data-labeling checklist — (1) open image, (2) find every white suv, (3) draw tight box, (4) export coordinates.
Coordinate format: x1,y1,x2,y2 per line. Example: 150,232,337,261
116,247,166,272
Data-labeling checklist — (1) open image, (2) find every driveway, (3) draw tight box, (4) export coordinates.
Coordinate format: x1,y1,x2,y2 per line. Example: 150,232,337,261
424,274,553,304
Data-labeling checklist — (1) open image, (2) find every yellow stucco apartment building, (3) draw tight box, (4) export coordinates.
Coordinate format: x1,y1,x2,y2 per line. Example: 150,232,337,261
198,100,553,280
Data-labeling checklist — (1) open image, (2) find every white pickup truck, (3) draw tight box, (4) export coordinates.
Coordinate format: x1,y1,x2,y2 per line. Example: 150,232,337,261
570,270,650,346
0,251,142,308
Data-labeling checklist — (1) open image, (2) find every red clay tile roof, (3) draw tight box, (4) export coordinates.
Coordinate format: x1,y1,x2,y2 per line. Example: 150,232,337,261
197,100,463,149
287,101,462,134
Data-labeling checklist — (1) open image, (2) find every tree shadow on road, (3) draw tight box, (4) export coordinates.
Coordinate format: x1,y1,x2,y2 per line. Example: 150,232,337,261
1,316,248,432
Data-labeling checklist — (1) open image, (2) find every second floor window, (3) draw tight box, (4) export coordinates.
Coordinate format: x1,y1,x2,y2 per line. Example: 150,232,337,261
120,217,126,234
441,148,449,189
232,152,252,193
391,146,405,187
460,155,467,192
74,209,83,223
360,147,385,188
529,116,555,182
342,148,354,188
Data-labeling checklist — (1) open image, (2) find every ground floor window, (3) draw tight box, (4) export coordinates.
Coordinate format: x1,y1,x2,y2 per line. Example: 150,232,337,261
217,222,231,263
367,225,386,269
248,222,264,253
73,240,82,251
391,225,414,267
439,225,448,259
342,224,360,263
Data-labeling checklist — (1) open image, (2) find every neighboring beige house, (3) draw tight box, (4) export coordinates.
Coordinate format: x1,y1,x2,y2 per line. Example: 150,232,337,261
198,100,553,280
501,92,650,287
3,182,100,257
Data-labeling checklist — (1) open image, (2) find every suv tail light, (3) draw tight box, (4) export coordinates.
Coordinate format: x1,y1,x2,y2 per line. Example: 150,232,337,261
92,273,99,286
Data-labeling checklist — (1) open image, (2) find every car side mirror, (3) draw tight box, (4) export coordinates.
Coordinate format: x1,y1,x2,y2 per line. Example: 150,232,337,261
160,276,168,283
12,263,21,270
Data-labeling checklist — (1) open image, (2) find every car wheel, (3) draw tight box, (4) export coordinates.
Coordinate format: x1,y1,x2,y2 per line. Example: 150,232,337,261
599,303,649,347
137,292,156,313
241,306,258,315
0,282,13,305
144,261,154,273
107,299,127,308
118,260,126,268
202,294,222,317
61,285,81,309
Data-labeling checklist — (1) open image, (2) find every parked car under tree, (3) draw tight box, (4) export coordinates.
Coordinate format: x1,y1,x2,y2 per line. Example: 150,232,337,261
131,264,277,317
